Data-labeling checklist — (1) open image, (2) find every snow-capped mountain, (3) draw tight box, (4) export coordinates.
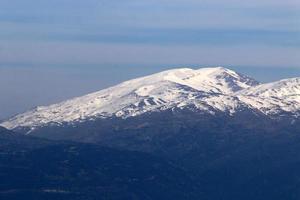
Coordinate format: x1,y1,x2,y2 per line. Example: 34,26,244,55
1,67,300,131
2,67,300,200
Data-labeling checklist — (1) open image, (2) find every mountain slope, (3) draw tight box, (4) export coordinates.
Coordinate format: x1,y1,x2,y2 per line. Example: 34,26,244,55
0,127,200,200
237,78,300,115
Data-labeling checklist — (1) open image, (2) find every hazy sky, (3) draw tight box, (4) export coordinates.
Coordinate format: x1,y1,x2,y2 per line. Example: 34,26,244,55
0,0,300,119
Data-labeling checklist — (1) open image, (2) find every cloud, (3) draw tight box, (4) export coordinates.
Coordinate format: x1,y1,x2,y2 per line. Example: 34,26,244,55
0,0,299,68
0,0,299,30
1,25,299,48
0,41,299,67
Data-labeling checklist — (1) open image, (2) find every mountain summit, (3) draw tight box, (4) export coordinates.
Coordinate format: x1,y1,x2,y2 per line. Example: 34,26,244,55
1,67,299,131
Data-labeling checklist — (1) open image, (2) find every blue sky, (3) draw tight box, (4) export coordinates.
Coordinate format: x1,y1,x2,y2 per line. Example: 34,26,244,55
0,0,300,119
0,0,299,67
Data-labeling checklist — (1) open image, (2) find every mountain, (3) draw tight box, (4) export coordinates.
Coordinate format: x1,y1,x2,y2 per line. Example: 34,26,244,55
0,67,261,130
2,66,300,154
2,66,299,133
2,67,300,199
2,66,300,153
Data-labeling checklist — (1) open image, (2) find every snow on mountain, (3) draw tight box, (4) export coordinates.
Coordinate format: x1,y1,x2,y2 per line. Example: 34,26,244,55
161,67,259,94
1,66,299,130
237,78,300,115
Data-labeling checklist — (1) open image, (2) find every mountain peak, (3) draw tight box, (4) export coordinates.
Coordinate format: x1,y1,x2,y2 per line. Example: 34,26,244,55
159,67,259,93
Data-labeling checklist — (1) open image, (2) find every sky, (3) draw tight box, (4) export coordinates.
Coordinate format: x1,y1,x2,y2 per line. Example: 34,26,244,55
0,0,300,119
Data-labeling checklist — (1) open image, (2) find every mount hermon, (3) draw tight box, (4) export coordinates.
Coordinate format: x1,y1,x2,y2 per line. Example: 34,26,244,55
1,67,257,129
2,67,300,200
2,67,300,131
